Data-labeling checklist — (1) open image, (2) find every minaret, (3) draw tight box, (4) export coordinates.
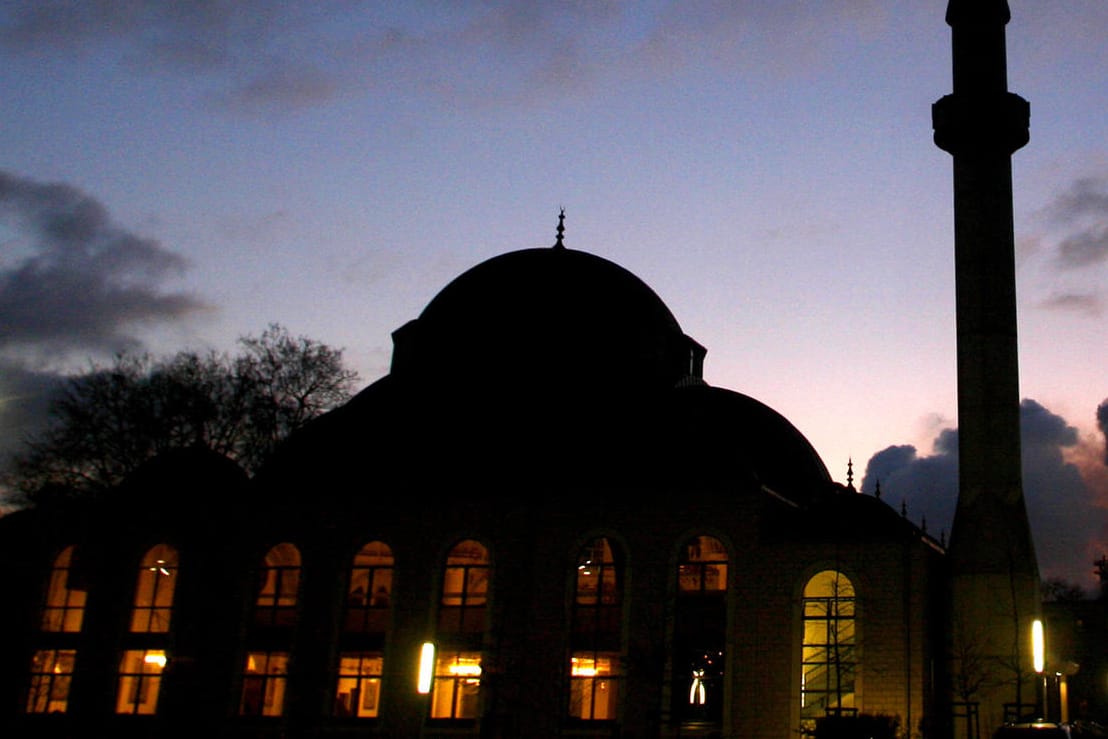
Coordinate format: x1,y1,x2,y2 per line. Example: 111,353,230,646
933,0,1040,732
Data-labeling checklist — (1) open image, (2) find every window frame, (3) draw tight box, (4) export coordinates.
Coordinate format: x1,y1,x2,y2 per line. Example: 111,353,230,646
343,541,394,634
115,648,167,715
428,650,482,720
438,539,490,634
800,569,858,728
129,544,179,633
334,651,384,718
40,546,86,633
25,649,77,714
568,537,625,722
239,650,290,717
254,543,302,628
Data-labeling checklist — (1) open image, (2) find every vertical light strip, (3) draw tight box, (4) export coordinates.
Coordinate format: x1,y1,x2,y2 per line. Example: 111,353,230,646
417,642,435,694
1031,619,1045,674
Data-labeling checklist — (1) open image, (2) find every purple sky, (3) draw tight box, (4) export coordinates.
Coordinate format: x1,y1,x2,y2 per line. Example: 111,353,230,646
1,2,1107,587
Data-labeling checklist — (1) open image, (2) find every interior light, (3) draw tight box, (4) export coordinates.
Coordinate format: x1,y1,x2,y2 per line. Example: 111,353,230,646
1032,619,1045,674
417,643,435,694
448,659,482,677
144,652,167,669
571,657,598,677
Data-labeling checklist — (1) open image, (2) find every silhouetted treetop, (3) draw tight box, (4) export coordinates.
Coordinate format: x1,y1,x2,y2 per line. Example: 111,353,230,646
6,324,358,504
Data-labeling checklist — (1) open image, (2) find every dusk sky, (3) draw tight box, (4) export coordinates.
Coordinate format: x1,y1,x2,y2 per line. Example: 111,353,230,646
1,2,1106,586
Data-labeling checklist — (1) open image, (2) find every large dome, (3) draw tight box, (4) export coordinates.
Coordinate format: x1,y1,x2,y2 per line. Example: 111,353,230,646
263,245,832,506
389,247,703,392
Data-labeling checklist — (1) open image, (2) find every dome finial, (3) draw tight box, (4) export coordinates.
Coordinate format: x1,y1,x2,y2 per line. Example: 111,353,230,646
554,208,566,250
846,458,855,491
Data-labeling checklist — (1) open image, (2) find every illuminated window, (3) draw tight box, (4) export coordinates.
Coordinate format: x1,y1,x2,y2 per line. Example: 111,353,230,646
569,652,620,720
677,535,728,593
673,536,727,724
573,538,621,638
438,540,489,633
344,541,393,633
334,652,383,718
800,570,857,728
41,546,86,633
240,651,289,717
570,538,624,721
130,544,179,633
26,649,76,713
255,543,301,627
429,651,482,719
116,649,167,715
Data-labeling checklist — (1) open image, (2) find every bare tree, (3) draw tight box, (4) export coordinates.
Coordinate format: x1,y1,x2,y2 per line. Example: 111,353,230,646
5,325,358,502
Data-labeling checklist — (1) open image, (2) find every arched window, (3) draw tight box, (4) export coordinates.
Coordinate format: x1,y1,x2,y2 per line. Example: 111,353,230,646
673,535,728,724
343,541,393,633
26,649,76,713
255,543,301,628
800,570,857,729
438,540,489,634
116,649,167,714
41,546,86,633
569,537,623,721
130,544,179,633
429,540,489,720
335,541,393,718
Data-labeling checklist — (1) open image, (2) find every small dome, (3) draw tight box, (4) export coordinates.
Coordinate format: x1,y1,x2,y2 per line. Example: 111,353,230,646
657,385,832,503
390,248,703,392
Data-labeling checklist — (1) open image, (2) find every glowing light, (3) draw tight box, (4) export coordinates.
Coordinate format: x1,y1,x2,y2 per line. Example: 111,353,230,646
448,659,482,677
689,668,706,705
144,651,167,669
417,643,435,694
1032,619,1045,674
571,657,598,677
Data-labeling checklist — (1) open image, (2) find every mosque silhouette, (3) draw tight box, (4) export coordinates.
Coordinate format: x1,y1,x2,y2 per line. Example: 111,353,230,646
0,3,1085,738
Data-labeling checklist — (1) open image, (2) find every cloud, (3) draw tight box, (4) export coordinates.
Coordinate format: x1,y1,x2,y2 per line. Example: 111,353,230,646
0,1,892,114
862,399,1108,586
0,1,279,63
1039,292,1103,316
1047,177,1108,224
1042,177,1108,271
210,65,339,115
1098,399,1108,465
0,361,65,467
1056,225,1108,270
0,170,206,358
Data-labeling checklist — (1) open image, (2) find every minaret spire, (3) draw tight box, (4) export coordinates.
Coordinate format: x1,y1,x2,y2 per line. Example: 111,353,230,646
933,0,1039,732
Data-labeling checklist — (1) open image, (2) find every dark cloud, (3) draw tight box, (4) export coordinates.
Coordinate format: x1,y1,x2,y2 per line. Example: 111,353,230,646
0,170,205,357
0,1,890,114
0,361,64,465
861,432,958,537
210,65,339,115
0,1,278,62
1098,399,1108,465
862,399,1108,585
1048,177,1108,224
1042,177,1108,271
1056,225,1108,270
1039,292,1103,316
